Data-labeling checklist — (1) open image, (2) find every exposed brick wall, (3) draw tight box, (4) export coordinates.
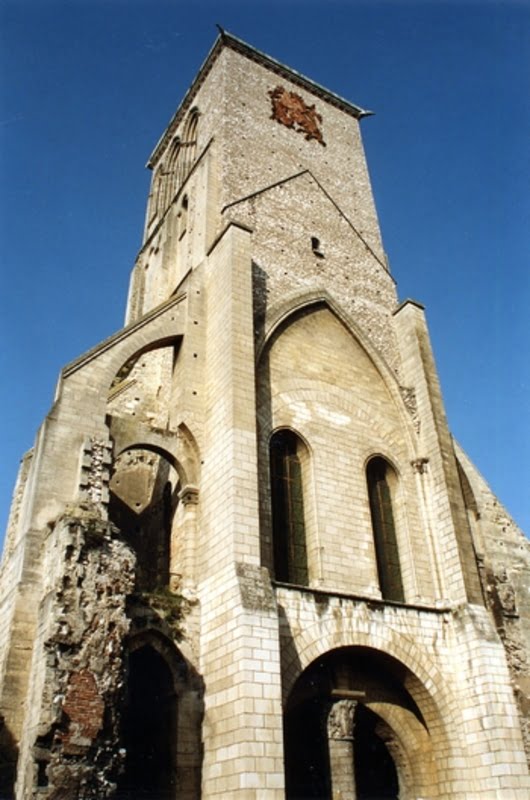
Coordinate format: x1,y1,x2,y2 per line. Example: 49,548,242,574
61,670,105,756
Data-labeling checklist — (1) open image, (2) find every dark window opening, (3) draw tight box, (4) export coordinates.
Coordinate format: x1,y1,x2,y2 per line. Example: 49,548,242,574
270,430,309,585
178,195,189,239
311,236,324,258
367,457,404,602
36,760,49,788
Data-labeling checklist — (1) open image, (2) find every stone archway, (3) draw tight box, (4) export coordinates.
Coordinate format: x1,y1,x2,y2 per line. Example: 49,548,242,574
116,634,203,800
283,646,438,800
117,644,177,798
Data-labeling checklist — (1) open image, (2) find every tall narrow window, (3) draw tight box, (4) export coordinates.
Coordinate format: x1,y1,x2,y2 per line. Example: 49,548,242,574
178,194,188,240
181,109,199,181
366,457,404,602
149,166,164,222
165,137,181,207
270,429,309,585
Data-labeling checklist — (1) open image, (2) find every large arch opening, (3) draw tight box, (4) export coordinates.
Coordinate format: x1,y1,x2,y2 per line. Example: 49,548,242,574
117,644,177,798
284,647,437,800
109,447,178,592
116,636,203,800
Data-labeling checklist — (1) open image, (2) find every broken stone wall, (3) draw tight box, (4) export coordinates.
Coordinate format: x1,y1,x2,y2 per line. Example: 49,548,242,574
16,509,135,800
455,442,530,764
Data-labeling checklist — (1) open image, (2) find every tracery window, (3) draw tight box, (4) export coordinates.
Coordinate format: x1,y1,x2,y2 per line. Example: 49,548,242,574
165,136,182,207
270,429,309,585
366,456,404,602
157,108,200,217
180,108,199,180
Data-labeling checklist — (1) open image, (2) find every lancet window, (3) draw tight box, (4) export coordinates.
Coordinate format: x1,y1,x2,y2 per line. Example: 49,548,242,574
366,456,404,602
270,429,309,585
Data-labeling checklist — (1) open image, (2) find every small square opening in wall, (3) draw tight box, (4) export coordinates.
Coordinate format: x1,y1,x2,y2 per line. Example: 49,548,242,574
311,237,324,258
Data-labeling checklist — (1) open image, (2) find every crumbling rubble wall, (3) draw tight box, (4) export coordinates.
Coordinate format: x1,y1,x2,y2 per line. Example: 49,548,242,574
15,508,135,800
455,442,530,764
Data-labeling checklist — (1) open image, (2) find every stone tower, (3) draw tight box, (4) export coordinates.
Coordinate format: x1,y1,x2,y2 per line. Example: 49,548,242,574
1,30,529,800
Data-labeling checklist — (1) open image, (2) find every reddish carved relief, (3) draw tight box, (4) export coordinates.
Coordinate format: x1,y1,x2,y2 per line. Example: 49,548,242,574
268,86,326,146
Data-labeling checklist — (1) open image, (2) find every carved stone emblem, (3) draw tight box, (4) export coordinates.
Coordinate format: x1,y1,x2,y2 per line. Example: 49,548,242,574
268,86,326,146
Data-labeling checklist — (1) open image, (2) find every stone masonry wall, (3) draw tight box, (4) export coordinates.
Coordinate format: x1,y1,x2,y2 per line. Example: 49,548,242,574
221,48,384,260
235,173,401,375
277,585,530,798
256,304,433,601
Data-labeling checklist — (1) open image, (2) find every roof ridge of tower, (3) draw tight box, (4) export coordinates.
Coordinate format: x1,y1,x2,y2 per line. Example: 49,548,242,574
147,28,373,169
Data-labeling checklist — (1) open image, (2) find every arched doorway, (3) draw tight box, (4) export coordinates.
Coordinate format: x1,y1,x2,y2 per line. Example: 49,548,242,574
284,647,436,800
117,644,178,798
116,635,203,800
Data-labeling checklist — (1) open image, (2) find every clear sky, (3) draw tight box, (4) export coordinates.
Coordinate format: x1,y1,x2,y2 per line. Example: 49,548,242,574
1,0,528,551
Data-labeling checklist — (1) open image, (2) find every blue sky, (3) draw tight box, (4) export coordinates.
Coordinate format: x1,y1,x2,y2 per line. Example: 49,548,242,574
1,0,528,549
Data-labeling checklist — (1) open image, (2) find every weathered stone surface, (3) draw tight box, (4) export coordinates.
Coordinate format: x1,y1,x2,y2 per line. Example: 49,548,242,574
23,514,135,799
236,562,276,612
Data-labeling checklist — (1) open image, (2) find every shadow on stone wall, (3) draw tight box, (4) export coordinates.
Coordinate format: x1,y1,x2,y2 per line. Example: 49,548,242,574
0,714,17,799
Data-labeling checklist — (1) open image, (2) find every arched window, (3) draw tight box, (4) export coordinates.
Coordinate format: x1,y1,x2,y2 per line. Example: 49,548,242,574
165,136,182,208
149,166,164,222
270,429,309,585
180,108,199,180
366,457,404,602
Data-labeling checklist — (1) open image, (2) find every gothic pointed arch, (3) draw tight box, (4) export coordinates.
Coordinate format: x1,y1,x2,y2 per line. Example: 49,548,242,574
277,601,463,764
256,296,428,598
150,163,165,221
257,291,418,447
180,107,199,181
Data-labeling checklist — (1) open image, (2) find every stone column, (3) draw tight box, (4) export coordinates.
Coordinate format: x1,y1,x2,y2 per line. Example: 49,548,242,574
169,486,199,594
327,699,357,800
179,485,199,593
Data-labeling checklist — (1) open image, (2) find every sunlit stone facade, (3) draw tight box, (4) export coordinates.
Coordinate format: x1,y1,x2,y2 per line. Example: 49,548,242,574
1,31,529,799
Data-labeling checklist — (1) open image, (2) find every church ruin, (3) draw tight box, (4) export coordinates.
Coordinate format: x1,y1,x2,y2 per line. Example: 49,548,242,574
1,30,529,799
